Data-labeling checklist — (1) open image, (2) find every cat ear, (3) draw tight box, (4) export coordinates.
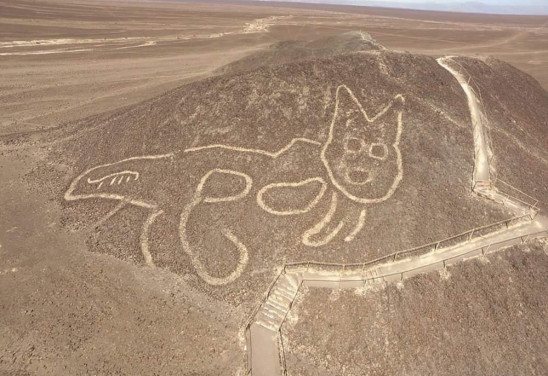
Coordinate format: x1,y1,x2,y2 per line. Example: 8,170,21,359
329,85,364,138
328,85,363,147
329,86,404,145
373,94,405,145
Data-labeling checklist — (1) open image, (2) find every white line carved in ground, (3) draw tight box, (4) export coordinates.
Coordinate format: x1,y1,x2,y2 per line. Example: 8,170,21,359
242,56,548,376
64,85,406,285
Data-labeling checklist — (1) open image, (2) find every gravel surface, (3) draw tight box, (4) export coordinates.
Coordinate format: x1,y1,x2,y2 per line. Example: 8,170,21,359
283,241,548,376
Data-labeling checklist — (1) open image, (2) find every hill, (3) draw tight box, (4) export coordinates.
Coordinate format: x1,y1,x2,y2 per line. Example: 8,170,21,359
18,46,510,300
4,32,546,305
0,33,546,375
215,30,384,76
284,242,548,375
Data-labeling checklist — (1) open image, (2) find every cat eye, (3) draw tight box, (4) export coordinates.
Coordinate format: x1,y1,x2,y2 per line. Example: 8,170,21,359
344,137,364,153
368,143,388,161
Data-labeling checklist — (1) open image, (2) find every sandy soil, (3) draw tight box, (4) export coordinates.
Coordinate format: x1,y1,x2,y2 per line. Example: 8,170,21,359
1,0,547,135
0,1,546,375
283,241,548,376
9,46,520,308
0,151,244,375
448,56,548,209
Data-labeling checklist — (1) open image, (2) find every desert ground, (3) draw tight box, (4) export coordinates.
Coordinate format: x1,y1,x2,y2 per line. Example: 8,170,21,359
0,1,547,375
1,0,547,135
283,242,548,376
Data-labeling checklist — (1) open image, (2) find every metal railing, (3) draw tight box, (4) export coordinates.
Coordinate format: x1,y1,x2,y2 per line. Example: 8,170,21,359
256,230,548,375
243,173,544,375
492,177,542,212
243,211,546,374
282,211,535,274
243,227,547,375
278,279,302,376
243,223,547,375
244,268,285,374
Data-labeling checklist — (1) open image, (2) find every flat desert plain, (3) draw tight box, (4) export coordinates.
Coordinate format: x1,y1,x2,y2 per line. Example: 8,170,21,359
1,0,547,135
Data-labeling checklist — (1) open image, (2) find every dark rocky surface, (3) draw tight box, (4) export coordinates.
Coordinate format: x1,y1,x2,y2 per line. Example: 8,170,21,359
283,241,548,376
1,32,545,375
17,47,517,305
452,56,548,209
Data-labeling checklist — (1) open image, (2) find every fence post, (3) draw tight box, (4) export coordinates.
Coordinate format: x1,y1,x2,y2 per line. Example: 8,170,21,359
245,321,254,376
278,329,286,376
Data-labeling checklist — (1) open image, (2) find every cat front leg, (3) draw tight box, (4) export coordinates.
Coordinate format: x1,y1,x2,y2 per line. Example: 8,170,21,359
302,191,344,247
302,192,367,247
343,207,366,242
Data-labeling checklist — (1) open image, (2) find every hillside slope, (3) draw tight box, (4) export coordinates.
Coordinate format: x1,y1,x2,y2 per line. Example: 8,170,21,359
450,56,548,208
29,50,517,301
283,242,548,376
214,31,384,76
1,33,546,375
6,36,546,306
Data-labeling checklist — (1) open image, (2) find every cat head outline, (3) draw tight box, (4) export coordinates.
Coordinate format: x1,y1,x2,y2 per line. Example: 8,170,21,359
321,85,405,204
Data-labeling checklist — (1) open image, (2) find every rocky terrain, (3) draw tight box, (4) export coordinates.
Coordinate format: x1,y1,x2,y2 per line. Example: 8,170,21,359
2,0,547,136
283,242,548,376
215,31,385,75
1,8,547,375
5,39,523,306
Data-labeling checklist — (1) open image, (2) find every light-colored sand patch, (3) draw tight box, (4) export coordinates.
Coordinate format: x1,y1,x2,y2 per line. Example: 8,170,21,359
243,16,293,33
0,37,144,48
116,41,157,50
0,48,93,56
